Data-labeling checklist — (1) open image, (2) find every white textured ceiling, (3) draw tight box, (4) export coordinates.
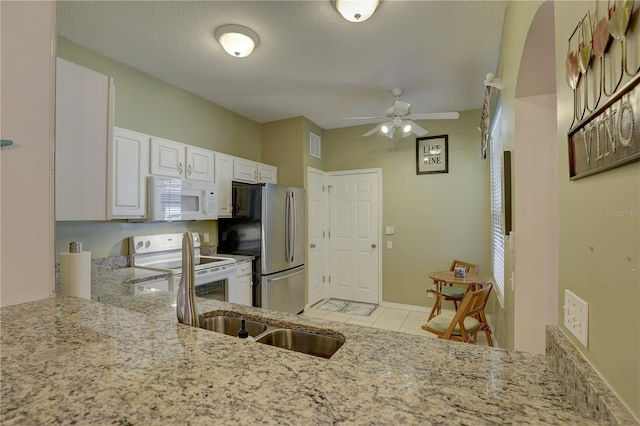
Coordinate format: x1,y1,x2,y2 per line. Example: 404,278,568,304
57,1,507,130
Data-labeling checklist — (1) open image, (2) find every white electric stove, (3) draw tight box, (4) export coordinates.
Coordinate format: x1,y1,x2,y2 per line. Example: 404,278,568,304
131,233,237,300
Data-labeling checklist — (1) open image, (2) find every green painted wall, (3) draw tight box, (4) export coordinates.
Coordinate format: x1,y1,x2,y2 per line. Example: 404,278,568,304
261,117,304,187
324,110,491,306
555,1,639,418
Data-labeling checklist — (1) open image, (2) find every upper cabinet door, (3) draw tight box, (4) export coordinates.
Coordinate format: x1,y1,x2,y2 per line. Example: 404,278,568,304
150,137,185,178
55,58,113,221
258,163,277,184
215,152,233,217
233,157,258,183
186,146,215,182
109,127,149,219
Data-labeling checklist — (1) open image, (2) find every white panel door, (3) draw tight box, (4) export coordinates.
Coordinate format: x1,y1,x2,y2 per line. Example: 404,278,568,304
150,137,185,178
329,172,380,304
186,146,214,182
307,168,328,307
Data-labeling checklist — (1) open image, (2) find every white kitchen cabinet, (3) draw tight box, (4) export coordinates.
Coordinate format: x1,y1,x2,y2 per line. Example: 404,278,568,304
109,127,149,219
233,157,258,183
236,260,253,306
150,137,185,178
150,138,214,182
214,152,233,217
55,58,113,220
186,146,215,182
233,157,277,184
258,163,278,184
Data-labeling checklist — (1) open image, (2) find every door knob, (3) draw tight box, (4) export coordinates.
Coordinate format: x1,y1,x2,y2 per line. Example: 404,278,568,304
371,243,377,248
310,243,316,248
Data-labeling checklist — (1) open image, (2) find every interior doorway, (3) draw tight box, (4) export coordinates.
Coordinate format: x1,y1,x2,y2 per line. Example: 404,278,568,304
306,168,383,307
306,167,329,307
328,169,382,304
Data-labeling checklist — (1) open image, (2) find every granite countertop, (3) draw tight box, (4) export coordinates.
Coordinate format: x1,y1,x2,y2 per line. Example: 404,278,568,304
1,268,600,425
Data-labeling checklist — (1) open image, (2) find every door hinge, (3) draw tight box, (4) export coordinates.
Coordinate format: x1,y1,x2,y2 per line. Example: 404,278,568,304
322,276,325,283
328,276,331,283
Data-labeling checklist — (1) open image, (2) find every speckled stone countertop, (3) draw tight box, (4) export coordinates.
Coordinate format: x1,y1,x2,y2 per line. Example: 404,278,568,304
2,270,603,425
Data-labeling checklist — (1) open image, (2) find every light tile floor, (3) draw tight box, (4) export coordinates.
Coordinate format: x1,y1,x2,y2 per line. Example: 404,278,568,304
303,302,491,346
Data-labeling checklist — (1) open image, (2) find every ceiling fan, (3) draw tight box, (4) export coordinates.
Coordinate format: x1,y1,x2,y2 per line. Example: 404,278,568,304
347,88,459,139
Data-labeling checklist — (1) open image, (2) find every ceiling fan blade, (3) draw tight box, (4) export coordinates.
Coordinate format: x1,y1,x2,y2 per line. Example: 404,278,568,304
363,124,382,137
344,116,386,120
409,112,460,120
406,120,428,136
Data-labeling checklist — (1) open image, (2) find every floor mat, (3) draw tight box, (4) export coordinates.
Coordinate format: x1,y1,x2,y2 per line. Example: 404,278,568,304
316,299,377,316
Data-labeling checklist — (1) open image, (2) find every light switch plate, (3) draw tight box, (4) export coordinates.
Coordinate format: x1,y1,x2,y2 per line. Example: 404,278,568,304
385,226,394,235
203,233,210,243
564,290,588,347
386,241,393,249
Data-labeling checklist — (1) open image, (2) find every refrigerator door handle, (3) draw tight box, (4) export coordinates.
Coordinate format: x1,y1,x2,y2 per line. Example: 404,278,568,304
285,190,291,262
268,270,301,282
289,191,295,262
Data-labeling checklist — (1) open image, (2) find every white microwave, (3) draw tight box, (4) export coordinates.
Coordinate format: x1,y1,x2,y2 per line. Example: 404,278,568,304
148,176,218,221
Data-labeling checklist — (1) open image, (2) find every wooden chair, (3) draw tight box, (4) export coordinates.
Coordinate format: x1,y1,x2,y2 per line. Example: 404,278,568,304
427,260,480,311
422,283,493,346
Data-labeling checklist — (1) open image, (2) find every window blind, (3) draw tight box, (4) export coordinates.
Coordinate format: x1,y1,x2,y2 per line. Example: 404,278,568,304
490,105,505,305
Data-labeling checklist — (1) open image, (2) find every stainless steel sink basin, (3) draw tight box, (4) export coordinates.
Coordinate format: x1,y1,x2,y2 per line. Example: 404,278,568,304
199,315,268,338
255,328,345,359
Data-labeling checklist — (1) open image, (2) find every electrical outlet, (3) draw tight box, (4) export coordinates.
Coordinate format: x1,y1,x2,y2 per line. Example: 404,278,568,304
427,292,434,298
564,290,588,347
387,241,393,249
203,233,210,243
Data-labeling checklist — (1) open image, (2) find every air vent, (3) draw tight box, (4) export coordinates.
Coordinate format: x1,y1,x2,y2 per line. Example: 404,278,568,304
310,132,321,159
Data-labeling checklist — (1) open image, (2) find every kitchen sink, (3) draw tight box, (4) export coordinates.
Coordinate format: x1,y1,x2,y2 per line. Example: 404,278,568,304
199,311,345,358
199,315,268,338
254,328,345,359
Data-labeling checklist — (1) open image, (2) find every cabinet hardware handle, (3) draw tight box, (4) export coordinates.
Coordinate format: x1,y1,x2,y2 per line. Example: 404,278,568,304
179,162,183,174
371,243,377,248
188,164,192,176
310,243,317,248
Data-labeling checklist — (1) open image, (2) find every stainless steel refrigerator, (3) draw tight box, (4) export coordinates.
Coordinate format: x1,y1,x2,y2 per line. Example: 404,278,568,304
218,182,306,314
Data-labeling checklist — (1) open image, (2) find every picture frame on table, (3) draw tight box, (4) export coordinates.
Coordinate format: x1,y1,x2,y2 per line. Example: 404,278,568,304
416,135,448,175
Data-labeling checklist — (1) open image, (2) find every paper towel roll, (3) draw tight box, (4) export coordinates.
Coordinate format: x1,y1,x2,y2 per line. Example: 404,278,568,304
59,251,92,300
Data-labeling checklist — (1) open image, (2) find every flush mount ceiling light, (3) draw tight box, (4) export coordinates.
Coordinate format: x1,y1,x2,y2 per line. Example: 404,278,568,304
332,0,380,23
214,24,259,58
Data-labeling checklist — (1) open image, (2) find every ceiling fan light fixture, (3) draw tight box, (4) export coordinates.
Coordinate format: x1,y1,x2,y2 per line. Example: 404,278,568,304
381,123,390,134
402,123,412,133
215,24,259,58
333,0,380,23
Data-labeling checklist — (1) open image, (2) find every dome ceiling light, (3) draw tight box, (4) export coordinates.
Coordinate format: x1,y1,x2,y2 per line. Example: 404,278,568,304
333,0,380,23
214,24,259,58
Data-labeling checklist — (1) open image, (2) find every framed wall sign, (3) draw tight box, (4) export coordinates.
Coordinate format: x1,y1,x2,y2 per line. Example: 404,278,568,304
417,135,448,175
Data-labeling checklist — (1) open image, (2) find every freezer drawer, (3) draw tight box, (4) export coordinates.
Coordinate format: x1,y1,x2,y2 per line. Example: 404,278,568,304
260,266,305,314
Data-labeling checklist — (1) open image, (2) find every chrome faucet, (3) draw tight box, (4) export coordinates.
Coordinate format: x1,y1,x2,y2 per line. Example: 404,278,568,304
176,231,198,326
